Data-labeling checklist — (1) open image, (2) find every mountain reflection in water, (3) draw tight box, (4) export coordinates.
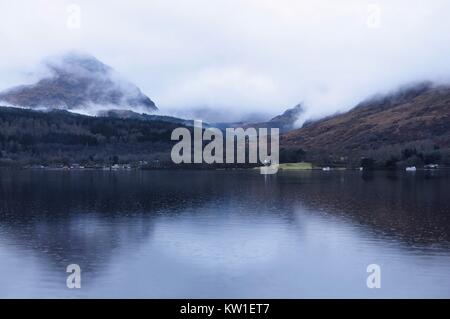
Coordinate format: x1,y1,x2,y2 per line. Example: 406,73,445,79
0,169,449,298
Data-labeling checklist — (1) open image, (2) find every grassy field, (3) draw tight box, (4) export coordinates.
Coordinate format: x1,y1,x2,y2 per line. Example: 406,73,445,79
278,162,313,170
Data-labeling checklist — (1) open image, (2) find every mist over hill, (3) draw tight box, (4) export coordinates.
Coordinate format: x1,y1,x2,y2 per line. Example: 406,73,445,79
281,82,450,168
0,52,157,115
0,51,449,170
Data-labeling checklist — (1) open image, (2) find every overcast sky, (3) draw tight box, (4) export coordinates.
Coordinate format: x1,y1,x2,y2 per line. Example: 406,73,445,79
1,0,450,122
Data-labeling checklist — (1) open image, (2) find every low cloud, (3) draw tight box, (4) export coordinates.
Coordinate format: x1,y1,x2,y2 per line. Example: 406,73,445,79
1,0,450,122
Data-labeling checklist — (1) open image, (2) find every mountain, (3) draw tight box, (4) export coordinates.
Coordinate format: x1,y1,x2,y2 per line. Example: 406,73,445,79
214,104,304,132
0,52,157,114
281,82,450,167
258,103,304,132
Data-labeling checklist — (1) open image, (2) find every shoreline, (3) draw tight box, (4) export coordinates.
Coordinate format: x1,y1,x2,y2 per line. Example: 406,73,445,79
1,165,448,172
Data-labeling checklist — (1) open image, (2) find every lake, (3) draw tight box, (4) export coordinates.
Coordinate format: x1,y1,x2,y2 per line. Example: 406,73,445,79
0,169,449,298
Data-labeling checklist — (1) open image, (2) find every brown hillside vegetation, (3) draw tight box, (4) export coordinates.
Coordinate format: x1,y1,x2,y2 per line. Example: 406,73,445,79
281,82,450,167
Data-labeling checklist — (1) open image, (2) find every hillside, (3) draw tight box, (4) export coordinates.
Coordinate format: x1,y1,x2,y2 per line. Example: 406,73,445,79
0,106,180,167
281,82,450,168
97,109,192,126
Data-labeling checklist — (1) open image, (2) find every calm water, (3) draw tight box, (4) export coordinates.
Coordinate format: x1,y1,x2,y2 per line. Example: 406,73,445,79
0,169,450,298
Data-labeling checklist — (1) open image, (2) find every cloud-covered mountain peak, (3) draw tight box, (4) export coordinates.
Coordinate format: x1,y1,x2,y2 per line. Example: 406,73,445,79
0,52,157,114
